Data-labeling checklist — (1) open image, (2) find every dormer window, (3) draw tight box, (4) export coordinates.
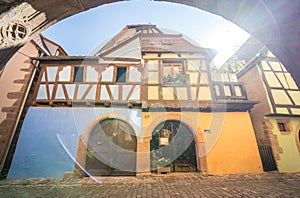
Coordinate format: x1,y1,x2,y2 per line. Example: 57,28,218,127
162,38,173,45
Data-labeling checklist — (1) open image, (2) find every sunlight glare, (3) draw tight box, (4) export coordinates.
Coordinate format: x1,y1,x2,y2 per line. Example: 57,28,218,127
207,22,250,67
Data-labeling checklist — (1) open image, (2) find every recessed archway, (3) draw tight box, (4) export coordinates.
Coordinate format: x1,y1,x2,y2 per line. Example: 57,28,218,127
75,113,138,176
150,120,198,172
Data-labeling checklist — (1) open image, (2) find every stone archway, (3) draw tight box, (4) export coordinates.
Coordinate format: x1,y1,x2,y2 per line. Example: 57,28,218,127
85,118,137,176
150,120,198,172
75,113,138,176
1,0,300,88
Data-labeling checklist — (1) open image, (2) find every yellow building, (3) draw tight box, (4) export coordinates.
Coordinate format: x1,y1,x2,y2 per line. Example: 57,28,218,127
238,38,300,173
8,25,263,178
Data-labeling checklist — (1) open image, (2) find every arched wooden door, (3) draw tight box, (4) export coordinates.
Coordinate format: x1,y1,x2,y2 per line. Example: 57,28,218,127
150,120,197,172
85,118,137,176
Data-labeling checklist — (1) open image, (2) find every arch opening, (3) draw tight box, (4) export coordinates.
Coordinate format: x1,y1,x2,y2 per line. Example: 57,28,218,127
150,120,197,172
85,118,137,176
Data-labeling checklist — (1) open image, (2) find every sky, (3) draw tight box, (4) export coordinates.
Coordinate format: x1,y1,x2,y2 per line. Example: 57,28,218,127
42,0,250,67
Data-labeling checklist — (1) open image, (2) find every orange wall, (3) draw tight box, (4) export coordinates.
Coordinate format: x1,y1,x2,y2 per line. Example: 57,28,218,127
205,112,263,175
142,111,263,175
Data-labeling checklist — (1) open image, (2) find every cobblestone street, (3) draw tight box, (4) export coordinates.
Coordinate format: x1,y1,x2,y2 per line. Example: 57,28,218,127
0,172,299,197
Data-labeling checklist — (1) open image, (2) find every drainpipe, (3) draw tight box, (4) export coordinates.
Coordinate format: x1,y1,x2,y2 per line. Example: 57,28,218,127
0,58,40,174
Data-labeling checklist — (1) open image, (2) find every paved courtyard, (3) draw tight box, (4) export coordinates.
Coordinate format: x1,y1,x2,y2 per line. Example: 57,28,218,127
0,172,299,197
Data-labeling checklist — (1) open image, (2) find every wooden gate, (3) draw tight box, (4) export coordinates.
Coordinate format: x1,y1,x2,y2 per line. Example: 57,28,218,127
150,120,197,172
85,118,137,176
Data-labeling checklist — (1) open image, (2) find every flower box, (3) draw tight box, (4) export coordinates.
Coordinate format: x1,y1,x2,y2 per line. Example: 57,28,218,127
157,166,171,174
159,137,169,146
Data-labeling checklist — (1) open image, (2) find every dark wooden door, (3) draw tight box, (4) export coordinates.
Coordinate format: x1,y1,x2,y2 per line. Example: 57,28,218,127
150,120,197,172
86,118,137,176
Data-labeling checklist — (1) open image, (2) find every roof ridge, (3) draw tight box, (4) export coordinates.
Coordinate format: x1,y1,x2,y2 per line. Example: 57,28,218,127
97,32,141,57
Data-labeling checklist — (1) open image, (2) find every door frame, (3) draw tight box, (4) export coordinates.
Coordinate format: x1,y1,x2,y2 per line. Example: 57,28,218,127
150,119,197,172
144,113,205,173
75,113,139,176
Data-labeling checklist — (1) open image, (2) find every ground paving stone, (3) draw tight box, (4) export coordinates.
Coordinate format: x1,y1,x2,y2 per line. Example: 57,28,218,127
0,172,299,197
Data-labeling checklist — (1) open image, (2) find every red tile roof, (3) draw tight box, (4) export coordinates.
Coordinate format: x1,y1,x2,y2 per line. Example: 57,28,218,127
96,24,216,59
141,34,202,52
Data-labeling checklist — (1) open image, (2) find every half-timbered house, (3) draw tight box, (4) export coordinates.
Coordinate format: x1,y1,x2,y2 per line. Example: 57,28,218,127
8,25,263,178
238,37,300,173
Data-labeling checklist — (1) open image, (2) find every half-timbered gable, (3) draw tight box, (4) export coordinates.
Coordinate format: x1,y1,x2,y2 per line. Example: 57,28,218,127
257,50,300,115
238,38,300,173
33,25,257,112
32,56,142,107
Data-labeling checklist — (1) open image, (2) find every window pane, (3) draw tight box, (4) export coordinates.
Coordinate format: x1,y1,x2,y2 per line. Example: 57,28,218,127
116,67,127,83
173,64,182,76
278,123,287,132
276,120,291,132
234,85,243,96
214,85,221,96
221,73,229,82
163,66,172,77
224,85,231,96
74,67,84,82
162,60,185,83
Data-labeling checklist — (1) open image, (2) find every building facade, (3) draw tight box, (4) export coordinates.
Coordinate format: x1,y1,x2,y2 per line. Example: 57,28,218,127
7,25,263,178
238,39,300,173
0,35,67,178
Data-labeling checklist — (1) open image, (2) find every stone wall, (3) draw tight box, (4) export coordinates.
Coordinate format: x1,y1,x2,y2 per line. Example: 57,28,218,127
0,41,38,174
